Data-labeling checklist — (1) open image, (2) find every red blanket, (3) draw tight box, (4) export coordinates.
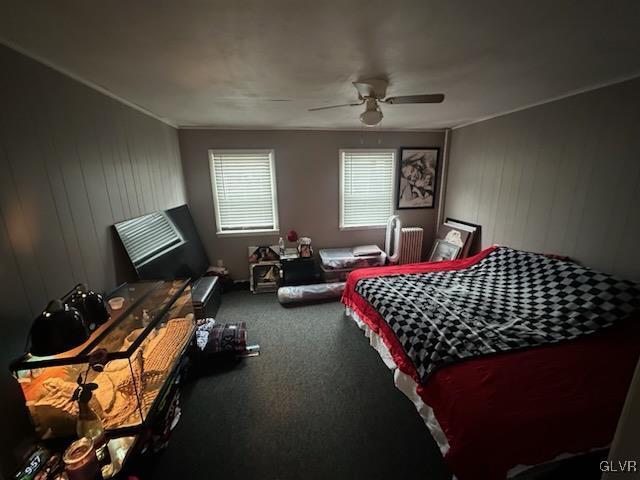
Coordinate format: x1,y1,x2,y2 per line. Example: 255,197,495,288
342,247,640,479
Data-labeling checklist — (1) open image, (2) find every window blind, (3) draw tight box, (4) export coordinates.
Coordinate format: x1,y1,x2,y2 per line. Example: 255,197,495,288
341,150,395,228
117,211,184,266
210,150,279,233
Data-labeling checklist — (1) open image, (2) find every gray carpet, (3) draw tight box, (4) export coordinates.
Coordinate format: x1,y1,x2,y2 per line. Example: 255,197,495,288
150,291,451,480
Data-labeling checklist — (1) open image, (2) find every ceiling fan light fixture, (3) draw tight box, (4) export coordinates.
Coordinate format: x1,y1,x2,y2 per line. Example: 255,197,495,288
308,79,444,125
360,106,383,126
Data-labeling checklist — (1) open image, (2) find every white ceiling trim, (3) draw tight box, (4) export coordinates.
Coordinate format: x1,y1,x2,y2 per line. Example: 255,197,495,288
177,125,447,133
451,71,640,130
0,37,178,128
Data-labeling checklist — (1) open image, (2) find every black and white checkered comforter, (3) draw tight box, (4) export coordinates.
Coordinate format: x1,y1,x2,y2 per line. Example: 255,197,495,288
355,247,640,382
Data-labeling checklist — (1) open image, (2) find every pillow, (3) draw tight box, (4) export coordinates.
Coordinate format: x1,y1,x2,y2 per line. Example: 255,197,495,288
352,245,383,257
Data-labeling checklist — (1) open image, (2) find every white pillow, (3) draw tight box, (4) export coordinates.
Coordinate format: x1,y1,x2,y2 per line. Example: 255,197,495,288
352,245,383,257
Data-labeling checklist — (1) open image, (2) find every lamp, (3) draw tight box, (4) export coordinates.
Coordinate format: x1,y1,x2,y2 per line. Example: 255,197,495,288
359,98,383,126
30,299,89,356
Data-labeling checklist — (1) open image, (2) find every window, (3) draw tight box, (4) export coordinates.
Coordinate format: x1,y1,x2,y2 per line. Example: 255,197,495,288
209,150,279,235
340,149,396,229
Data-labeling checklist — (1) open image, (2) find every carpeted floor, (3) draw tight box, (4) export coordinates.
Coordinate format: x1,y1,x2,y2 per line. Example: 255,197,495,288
150,290,451,480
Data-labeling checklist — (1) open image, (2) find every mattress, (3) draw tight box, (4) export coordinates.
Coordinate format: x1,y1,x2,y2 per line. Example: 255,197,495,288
341,248,640,480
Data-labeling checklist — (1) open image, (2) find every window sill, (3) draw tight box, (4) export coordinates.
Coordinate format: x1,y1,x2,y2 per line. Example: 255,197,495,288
216,229,279,238
339,225,387,232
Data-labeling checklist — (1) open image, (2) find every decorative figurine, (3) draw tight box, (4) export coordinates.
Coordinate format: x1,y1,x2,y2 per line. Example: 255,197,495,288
298,237,313,258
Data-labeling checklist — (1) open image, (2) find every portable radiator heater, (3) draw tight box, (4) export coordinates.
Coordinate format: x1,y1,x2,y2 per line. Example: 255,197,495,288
398,227,424,264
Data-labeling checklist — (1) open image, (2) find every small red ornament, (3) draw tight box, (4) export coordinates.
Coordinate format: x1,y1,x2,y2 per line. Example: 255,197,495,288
287,230,298,242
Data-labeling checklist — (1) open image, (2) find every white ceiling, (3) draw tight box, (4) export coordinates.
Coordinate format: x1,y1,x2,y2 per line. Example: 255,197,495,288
1,0,639,129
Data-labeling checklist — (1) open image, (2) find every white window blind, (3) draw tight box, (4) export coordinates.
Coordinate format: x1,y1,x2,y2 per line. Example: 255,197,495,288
209,150,279,234
340,149,396,229
116,211,184,266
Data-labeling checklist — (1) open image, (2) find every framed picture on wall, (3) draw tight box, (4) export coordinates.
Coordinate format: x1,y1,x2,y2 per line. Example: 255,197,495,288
397,147,440,209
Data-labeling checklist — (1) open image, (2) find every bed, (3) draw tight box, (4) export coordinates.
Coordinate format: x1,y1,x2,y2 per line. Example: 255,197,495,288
342,246,640,479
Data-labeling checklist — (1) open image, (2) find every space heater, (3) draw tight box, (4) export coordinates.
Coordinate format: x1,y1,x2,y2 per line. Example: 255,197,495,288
398,227,424,264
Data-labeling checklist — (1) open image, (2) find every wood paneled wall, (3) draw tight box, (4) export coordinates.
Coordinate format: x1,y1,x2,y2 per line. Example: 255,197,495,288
444,77,640,280
0,44,185,474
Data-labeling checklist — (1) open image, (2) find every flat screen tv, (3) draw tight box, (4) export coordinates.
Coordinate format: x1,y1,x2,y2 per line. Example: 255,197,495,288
114,204,210,280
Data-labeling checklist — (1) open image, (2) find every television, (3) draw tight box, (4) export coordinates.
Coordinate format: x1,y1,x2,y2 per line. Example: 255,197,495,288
114,204,210,280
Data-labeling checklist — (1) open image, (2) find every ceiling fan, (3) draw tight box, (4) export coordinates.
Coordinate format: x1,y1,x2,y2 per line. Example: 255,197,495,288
308,79,444,126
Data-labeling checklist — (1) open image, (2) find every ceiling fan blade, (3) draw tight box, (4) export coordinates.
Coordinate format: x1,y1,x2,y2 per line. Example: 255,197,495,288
384,94,445,104
308,101,362,112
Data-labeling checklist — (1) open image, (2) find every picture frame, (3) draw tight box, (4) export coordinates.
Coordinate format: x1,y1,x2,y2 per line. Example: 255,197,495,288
429,239,461,262
437,224,470,250
445,217,481,258
397,147,440,209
